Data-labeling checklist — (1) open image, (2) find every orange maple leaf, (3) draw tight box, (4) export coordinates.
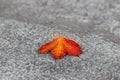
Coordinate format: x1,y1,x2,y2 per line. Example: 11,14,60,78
38,32,82,60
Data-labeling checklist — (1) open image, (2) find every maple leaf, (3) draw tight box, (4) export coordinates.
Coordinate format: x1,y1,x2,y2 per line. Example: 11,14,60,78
38,32,82,60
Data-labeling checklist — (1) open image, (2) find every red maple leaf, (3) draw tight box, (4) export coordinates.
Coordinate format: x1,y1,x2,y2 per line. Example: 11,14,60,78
38,32,82,60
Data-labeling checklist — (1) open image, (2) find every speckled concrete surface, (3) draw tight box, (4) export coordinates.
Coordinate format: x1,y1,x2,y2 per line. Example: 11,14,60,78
0,0,120,43
0,0,120,80
0,18,120,80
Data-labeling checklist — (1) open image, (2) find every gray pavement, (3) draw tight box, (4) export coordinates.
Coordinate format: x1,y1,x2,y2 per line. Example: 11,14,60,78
0,0,120,80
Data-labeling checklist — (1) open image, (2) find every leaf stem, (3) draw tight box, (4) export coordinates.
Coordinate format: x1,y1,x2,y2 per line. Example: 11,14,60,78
51,31,61,38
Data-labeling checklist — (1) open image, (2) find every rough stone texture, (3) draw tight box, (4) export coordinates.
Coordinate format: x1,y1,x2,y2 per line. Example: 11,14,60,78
0,18,120,80
0,0,120,80
0,0,120,43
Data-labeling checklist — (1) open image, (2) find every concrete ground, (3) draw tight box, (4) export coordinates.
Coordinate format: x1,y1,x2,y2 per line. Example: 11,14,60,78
0,0,120,80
